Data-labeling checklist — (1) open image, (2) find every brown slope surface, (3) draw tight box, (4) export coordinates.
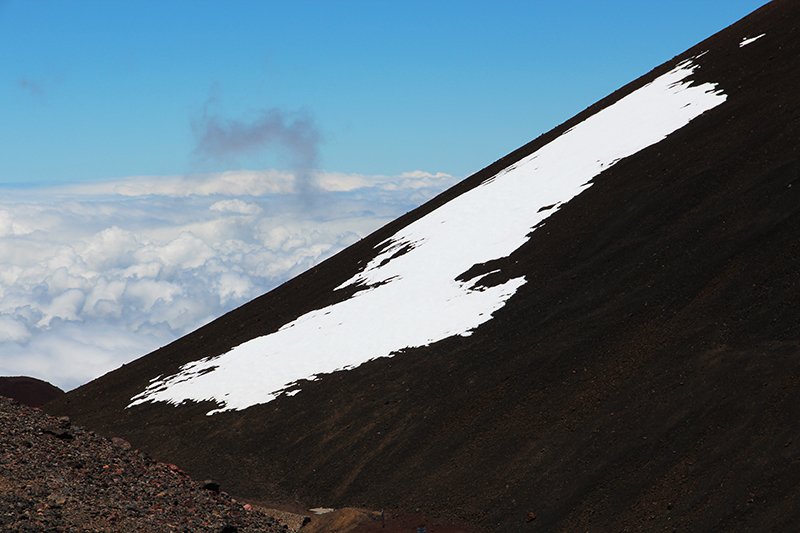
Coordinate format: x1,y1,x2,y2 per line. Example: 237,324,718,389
46,0,800,531
0,376,64,407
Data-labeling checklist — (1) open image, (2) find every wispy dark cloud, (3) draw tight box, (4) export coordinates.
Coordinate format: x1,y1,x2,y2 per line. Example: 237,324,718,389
193,109,320,170
17,71,66,100
18,77,45,97
191,88,322,201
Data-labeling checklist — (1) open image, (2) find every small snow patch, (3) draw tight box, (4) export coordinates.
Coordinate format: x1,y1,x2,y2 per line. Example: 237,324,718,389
740,34,766,47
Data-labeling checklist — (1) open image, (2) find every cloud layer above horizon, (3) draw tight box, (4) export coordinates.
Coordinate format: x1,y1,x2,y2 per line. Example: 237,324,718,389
0,169,458,391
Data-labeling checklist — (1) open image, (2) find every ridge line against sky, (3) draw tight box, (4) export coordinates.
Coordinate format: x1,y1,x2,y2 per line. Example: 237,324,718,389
0,1,770,390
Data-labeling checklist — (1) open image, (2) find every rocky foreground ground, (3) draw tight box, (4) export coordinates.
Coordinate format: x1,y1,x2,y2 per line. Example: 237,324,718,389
0,396,297,533
1,395,480,533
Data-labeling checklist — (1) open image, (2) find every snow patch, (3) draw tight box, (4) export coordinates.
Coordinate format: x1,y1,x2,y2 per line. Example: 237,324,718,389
740,33,766,47
129,57,727,415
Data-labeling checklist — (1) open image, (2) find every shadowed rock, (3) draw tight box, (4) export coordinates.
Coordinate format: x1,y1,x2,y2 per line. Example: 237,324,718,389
0,376,64,407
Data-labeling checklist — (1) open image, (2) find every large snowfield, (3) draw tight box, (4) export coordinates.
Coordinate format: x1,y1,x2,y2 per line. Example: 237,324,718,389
129,56,728,414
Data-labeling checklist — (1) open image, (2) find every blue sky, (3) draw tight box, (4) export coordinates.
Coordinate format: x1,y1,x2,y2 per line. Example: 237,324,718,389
1,0,769,185
0,1,770,390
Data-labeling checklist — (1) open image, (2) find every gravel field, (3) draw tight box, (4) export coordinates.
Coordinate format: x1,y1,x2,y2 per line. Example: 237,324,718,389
0,396,297,533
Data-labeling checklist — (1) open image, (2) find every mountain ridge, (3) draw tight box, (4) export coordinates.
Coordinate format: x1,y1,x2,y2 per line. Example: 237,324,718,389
46,1,800,530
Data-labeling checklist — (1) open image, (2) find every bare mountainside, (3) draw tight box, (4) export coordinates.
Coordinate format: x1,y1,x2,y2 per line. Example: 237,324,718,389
47,1,800,531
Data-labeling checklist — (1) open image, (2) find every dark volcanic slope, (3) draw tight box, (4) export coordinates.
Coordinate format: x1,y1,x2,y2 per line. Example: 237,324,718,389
0,376,64,407
47,1,800,531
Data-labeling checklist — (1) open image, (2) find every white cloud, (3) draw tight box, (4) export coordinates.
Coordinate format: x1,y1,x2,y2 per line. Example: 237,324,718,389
0,315,31,343
0,209,33,237
0,169,459,390
209,199,262,215
62,169,299,197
